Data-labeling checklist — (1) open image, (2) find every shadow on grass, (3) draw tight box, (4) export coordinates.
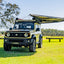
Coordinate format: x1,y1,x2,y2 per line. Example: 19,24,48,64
0,47,37,58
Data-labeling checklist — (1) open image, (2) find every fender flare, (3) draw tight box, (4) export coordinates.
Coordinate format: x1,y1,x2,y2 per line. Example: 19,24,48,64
31,34,36,43
31,34,36,39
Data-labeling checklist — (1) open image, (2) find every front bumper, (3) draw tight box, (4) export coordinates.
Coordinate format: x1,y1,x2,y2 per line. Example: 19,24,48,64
4,38,31,46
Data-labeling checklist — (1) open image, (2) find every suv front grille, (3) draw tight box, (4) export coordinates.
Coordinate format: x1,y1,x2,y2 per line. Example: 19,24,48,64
9,39,24,42
10,33,25,37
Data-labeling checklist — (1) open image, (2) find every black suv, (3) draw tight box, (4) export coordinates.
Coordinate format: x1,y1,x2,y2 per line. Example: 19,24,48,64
4,19,42,52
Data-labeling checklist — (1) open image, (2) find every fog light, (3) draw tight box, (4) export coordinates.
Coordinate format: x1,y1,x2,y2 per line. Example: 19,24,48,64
28,40,30,42
5,39,8,42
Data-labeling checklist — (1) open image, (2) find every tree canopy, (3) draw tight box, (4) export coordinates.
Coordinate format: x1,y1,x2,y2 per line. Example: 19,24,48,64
0,0,20,28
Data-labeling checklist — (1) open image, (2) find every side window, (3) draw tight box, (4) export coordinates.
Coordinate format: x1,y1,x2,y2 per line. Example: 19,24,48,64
35,24,38,29
35,24,40,31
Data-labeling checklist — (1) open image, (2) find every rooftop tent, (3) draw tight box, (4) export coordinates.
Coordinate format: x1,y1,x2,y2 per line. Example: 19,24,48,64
30,14,64,24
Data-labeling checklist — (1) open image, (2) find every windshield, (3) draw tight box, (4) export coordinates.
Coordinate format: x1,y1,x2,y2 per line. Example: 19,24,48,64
14,22,34,30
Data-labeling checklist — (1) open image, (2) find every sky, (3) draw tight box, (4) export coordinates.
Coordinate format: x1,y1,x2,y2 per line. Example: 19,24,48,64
1,0,64,31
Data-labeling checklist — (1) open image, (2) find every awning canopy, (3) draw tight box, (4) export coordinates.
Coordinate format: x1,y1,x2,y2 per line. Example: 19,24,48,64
30,14,64,24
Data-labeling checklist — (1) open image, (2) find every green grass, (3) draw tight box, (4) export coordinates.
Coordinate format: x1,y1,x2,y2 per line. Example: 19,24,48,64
0,36,64,64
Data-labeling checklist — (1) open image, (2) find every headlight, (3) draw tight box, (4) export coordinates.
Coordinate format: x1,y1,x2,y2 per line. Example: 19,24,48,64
24,33,28,37
7,33,10,37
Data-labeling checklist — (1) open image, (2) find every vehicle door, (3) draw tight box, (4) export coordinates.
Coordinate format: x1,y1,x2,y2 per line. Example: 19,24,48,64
34,23,41,43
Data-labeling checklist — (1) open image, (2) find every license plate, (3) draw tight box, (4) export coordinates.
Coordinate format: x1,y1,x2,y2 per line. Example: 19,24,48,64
12,42,19,44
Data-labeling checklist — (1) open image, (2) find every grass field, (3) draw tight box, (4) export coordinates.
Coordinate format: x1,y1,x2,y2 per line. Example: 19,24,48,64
0,36,64,64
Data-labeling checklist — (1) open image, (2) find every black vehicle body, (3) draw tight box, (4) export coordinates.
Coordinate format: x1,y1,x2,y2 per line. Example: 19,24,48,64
4,19,42,52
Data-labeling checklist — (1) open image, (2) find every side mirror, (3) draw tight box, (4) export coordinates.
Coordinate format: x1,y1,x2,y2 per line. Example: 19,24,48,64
36,28,40,31
9,28,12,30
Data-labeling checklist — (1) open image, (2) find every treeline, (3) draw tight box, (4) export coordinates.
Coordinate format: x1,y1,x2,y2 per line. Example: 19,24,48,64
41,29,64,36
0,29,64,36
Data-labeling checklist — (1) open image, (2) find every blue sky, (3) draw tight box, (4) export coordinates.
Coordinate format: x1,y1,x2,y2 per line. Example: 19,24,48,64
6,0,64,18
2,0,64,31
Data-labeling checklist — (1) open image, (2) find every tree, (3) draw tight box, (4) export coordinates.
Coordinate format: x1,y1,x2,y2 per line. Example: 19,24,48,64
0,0,2,3
0,0,20,28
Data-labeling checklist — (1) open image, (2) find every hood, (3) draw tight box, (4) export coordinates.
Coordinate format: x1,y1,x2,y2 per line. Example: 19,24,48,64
6,29,33,33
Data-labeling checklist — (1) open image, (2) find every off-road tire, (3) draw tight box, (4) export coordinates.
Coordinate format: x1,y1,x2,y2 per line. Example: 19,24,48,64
38,38,42,48
29,39,36,52
4,43,11,51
